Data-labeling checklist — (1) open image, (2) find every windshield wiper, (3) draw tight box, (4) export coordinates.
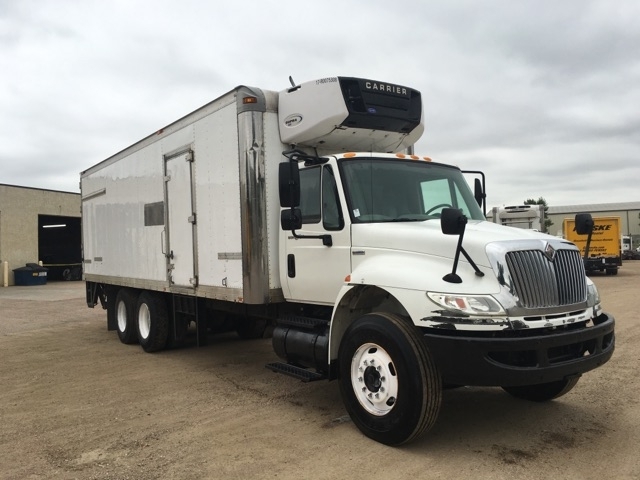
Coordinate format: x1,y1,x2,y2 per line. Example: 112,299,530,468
389,218,424,222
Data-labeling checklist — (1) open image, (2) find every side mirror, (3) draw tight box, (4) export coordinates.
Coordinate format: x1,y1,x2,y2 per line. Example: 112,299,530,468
474,178,484,209
279,162,300,208
575,213,594,235
281,208,302,231
441,208,483,283
441,208,467,235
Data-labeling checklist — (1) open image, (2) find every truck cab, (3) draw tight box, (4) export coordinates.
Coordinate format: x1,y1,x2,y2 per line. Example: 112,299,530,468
272,77,614,445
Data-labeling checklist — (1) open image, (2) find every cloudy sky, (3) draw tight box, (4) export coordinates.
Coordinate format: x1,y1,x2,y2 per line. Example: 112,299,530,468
1,0,638,208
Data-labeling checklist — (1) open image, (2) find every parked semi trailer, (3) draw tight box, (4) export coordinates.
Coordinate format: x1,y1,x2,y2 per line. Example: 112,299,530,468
81,76,615,445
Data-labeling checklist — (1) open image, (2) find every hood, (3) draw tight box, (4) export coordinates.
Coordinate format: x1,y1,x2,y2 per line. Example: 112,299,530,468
351,220,561,267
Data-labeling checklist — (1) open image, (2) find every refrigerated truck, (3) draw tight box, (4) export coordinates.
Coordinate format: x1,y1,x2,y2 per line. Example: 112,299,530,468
621,235,633,260
81,76,614,445
489,204,544,230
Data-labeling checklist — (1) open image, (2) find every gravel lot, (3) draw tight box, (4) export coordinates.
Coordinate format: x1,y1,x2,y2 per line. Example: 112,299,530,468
1,262,638,479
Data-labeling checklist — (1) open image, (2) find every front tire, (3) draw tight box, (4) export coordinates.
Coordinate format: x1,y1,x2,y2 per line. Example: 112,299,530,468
115,288,138,344
502,377,580,402
136,292,169,353
338,313,442,446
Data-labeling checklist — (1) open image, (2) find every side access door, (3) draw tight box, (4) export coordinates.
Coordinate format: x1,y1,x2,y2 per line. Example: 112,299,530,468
282,164,351,304
164,149,198,287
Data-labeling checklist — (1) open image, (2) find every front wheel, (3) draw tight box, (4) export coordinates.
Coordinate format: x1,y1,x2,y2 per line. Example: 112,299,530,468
338,313,442,446
502,377,580,402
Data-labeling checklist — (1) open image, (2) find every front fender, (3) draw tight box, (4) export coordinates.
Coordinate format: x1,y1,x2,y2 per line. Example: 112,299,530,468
327,251,502,365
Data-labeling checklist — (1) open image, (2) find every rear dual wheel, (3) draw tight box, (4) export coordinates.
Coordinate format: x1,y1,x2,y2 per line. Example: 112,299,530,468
136,292,169,353
338,313,442,446
115,289,138,344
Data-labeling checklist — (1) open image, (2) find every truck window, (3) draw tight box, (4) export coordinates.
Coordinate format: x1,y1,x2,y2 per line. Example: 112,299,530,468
322,165,344,231
299,167,321,224
340,158,484,223
420,178,474,218
299,165,344,229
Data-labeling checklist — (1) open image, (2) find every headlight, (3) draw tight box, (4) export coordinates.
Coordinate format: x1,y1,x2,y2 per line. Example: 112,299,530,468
427,292,505,316
586,281,600,308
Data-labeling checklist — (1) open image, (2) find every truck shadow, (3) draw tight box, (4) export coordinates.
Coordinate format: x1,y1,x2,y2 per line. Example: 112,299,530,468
407,385,608,457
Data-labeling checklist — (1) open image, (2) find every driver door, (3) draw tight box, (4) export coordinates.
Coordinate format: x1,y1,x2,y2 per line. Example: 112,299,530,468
282,164,351,305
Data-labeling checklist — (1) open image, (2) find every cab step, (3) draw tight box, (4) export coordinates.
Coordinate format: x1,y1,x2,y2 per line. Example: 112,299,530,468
265,362,326,382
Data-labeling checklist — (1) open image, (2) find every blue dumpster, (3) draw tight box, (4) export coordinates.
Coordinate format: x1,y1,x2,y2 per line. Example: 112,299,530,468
13,263,48,286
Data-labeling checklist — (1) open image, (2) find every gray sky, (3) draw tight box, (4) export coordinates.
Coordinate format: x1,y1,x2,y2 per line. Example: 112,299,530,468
1,0,638,208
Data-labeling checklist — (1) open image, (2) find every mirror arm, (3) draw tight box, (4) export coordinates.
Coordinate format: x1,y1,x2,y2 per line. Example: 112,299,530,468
441,210,483,283
291,230,333,247
443,231,465,284
583,230,594,261
459,247,484,277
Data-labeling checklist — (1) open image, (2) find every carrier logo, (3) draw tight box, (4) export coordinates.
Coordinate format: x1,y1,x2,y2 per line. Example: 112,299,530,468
364,81,409,96
544,242,557,261
284,114,303,127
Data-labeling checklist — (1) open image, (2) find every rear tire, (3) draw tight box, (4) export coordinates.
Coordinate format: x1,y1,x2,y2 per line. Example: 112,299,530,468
502,377,580,402
338,313,442,446
136,292,169,353
115,288,138,344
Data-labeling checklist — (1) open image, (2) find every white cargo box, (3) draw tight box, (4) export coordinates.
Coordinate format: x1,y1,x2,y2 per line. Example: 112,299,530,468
81,86,285,304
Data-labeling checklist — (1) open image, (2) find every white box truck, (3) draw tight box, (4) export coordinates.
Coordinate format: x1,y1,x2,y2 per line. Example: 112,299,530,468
81,76,615,445
490,204,544,231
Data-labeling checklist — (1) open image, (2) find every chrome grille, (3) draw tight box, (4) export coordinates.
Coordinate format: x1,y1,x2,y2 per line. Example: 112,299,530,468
505,249,586,308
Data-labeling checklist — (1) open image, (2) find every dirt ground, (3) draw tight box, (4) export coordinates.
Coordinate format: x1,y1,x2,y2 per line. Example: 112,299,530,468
1,262,638,480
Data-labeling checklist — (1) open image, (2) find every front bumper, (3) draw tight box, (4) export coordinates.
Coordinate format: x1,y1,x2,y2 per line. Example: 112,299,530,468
423,312,615,387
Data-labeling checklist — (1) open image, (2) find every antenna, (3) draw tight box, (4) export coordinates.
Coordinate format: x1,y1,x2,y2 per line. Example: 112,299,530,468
289,76,296,88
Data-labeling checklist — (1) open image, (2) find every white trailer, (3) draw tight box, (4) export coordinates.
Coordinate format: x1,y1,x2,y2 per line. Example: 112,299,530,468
490,204,544,230
621,235,632,259
82,76,614,445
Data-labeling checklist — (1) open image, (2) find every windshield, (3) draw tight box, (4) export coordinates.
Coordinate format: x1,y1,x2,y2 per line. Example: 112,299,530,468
339,158,485,223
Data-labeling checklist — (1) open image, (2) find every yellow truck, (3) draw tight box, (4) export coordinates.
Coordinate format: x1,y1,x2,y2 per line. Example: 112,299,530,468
564,216,622,275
